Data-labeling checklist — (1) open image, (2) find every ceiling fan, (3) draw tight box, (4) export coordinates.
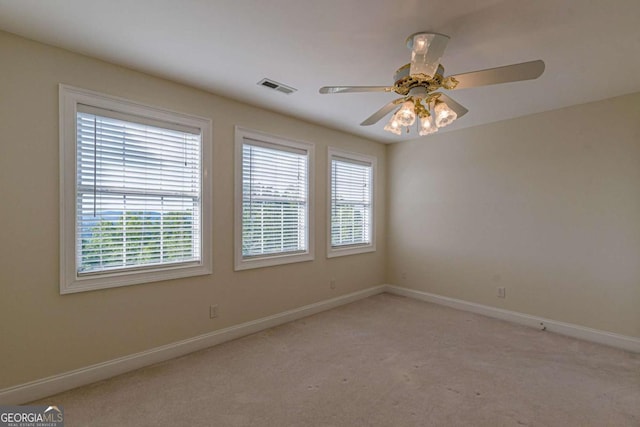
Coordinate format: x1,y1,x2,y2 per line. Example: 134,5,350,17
319,32,545,136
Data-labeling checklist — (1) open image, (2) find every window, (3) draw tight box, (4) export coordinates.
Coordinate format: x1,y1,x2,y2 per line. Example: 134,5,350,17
60,85,212,293
328,148,376,257
235,127,314,270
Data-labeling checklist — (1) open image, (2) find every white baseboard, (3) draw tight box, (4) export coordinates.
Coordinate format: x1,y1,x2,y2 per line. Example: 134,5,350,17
385,285,640,353
0,285,386,405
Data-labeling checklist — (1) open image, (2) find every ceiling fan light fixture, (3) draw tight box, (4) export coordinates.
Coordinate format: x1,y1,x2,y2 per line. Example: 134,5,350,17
419,114,437,136
383,113,402,135
396,101,416,126
434,100,457,128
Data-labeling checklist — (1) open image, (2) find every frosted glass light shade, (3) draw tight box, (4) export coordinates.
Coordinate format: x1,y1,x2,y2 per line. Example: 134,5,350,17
419,114,437,136
434,101,457,128
383,113,402,135
396,101,416,126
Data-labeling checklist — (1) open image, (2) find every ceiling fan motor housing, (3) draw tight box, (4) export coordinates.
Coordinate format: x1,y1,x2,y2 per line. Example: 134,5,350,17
392,63,456,95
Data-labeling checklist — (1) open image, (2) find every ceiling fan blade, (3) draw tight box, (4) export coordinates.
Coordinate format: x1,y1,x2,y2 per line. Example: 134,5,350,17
449,60,545,90
319,86,391,94
408,32,450,78
437,93,468,118
360,99,403,126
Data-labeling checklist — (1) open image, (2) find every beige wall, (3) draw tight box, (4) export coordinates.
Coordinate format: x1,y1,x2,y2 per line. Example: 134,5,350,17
0,32,387,389
387,92,640,338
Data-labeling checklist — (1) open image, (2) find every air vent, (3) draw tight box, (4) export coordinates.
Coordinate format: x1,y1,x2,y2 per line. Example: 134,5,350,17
258,78,297,95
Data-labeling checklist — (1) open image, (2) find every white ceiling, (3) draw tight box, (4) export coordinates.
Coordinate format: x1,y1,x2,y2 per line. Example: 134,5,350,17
1,0,639,143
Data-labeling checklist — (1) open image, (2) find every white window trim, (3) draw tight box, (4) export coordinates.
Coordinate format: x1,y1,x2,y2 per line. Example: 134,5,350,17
327,147,376,258
59,84,213,294
234,126,315,271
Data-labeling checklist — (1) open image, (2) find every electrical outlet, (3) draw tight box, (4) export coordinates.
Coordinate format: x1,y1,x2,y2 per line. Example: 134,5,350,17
209,305,219,319
497,287,506,298
401,272,407,279
330,278,336,290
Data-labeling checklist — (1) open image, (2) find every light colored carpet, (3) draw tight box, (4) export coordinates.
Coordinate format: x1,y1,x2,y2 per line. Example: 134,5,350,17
32,293,640,426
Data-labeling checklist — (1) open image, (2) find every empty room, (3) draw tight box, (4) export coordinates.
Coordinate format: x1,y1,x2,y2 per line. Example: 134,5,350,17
0,1,638,426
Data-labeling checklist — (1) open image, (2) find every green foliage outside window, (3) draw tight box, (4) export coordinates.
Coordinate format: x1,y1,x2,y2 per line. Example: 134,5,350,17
80,211,194,272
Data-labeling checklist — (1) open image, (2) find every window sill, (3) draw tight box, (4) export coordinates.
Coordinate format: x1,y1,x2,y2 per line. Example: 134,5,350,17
61,263,211,294
327,244,376,259
234,251,314,271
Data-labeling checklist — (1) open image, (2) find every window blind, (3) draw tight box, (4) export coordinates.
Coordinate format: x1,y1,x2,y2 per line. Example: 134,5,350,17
330,157,372,248
242,141,308,257
76,105,202,274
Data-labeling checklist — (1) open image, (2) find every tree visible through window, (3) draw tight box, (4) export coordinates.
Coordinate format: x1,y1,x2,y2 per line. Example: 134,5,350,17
80,211,194,272
75,107,201,274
